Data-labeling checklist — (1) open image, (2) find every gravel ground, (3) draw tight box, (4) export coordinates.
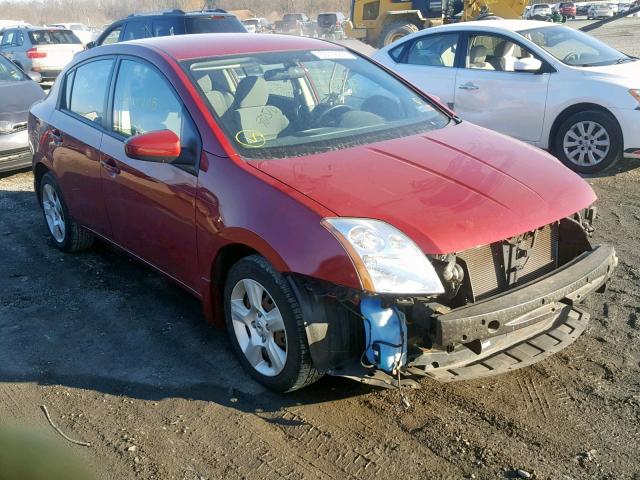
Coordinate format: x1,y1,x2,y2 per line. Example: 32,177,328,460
1,20,639,480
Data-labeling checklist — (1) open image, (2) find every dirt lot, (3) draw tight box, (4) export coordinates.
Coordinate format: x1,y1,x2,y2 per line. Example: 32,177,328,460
1,22,639,480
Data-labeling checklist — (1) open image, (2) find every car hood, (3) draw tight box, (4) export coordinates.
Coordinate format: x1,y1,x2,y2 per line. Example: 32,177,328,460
0,80,45,119
253,122,596,254
581,59,640,80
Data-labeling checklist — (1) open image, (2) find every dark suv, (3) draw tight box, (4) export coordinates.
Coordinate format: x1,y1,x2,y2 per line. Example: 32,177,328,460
90,8,246,48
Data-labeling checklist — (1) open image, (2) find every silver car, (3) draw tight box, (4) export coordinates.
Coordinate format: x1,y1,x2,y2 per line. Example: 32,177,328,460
0,54,45,173
0,27,83,82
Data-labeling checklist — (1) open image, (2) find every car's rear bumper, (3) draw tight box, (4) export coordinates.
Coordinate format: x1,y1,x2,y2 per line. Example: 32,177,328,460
407,244,616,380
0,130,31,173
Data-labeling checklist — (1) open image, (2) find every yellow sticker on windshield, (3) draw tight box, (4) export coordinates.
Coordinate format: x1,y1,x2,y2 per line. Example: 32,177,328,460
235,130,266,148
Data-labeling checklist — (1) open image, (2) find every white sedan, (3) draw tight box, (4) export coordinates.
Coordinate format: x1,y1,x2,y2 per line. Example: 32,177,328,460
373,20,640,173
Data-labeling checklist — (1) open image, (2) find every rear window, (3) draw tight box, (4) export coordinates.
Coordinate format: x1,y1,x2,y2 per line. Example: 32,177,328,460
29,30,81,45
186,16,246,34
318,14,338,26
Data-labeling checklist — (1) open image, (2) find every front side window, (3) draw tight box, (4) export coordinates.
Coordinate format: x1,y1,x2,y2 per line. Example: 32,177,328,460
112,59,199,168
152,18,185,37
519,26,632,66
186,16,246,34
405,33,459,67
122,21,151,42
0,54,26,81
185,49,451,160
467,34,535,72
101,26,122,45
67,59,113,123
112,60,183,138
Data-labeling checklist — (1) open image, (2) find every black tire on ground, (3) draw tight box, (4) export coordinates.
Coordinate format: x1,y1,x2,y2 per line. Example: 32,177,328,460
378,21,419,48
553,109,623,174
223,255,324,392
39,172,95,252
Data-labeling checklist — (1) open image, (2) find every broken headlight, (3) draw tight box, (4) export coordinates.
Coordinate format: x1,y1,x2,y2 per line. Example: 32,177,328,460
322,217,445,295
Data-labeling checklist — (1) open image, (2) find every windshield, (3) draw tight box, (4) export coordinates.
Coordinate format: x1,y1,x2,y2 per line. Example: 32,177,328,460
184,49,451,160
186,16,246,33
0,55,26,81
519,26,631,66
29,29,81,44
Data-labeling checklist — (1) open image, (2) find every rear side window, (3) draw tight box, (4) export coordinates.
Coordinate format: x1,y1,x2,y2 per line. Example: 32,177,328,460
67,59,113,123
29,30,80,45
186,16,246,33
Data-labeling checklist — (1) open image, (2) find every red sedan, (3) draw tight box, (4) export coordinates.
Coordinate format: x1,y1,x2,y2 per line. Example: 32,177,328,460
28,34,616,392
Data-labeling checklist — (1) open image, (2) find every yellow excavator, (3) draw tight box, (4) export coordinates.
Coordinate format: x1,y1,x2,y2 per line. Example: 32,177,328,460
345,0,528,47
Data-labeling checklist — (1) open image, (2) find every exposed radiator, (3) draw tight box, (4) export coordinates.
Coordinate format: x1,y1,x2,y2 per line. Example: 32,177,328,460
457,223,559,301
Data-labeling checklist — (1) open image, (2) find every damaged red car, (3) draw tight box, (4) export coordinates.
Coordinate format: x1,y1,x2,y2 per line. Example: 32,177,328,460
28,34,617,392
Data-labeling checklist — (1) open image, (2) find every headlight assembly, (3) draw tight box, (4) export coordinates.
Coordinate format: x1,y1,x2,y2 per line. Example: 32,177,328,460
321,217,445,295
0,121,14,134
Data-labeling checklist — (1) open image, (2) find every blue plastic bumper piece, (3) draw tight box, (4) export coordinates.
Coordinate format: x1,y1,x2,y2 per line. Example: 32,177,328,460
360,296,407,373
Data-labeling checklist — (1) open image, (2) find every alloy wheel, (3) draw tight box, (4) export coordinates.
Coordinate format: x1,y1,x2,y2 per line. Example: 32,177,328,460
42,183,66,242
230,278,288,377
562,120,610,167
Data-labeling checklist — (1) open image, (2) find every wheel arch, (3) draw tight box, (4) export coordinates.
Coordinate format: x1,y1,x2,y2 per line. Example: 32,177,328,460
548,103,622,153
33,162,51,203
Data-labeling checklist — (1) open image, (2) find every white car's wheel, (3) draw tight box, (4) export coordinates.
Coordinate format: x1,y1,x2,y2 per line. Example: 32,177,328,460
554,110,622,174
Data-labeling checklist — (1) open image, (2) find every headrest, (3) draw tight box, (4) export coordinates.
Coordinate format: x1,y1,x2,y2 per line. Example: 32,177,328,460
470,45,488,63
235,76,269,109
197,74,212,92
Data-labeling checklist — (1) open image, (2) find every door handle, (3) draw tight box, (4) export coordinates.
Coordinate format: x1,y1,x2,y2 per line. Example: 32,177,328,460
458,82,480,91
100,157,121,176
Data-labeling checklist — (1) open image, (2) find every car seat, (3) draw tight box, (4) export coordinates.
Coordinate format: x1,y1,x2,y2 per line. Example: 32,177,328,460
469,45,494,70
227,76,289,141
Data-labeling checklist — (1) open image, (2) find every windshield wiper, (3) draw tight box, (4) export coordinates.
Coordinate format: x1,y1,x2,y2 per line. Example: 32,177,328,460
615,57,636,64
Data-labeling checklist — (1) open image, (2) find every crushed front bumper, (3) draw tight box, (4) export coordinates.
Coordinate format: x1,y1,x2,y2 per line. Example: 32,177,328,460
330,245,616,388
408,244,617,381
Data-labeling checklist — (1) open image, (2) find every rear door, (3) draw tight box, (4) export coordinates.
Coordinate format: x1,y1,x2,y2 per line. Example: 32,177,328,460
453,32,551,143
99,57,201,288
46,57,115,236
384,32,462,109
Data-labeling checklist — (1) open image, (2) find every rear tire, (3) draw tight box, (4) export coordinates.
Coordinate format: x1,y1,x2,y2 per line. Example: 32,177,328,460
553,110,622,174
39,172,94,252
378,21,419,47
223,255,324,392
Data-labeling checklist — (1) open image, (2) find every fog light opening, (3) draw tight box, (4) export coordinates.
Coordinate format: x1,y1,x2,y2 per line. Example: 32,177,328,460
487,320,500,333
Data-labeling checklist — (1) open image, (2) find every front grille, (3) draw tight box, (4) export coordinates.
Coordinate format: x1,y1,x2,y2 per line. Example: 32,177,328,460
458,223,558,301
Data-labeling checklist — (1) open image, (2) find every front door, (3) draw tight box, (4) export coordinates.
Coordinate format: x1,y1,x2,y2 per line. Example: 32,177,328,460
99,58,201,288
390,32,461,110
453,33,551,144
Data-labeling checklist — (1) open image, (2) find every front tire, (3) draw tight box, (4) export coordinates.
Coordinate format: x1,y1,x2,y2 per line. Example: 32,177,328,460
39,172,94,252
224,255,323,392
553,110,622,174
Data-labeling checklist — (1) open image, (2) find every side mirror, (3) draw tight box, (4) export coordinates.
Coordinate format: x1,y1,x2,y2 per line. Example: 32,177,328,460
85,41,95,49
124,130,181,163
514,57,543,72
27,70,42,82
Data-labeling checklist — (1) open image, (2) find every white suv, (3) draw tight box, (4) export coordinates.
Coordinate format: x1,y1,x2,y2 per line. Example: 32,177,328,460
373,20,640,173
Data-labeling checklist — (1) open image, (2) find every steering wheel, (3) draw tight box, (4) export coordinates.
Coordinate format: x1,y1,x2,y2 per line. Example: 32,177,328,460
562,52,580,64
313,104,354,127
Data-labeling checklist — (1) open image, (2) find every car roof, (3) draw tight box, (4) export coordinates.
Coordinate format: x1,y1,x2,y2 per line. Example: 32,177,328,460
418,19,556,33
127,33,342,61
